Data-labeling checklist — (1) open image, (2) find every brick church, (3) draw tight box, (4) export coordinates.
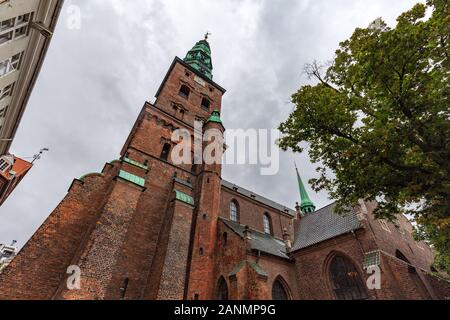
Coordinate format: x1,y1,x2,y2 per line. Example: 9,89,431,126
0,38,449,300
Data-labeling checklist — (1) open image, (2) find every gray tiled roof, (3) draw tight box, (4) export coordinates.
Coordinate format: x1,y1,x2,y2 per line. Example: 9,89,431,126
221,180,296,216
220,218,290,259
291,203,362,252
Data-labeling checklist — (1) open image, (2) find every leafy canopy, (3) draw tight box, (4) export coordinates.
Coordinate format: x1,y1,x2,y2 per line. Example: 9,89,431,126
279,0,449,272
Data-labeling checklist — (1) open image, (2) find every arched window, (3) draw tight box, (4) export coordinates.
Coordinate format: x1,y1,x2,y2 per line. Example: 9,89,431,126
329,255,368,300
160,143,171,161
263,213,273,235
230,200,239,223
216,277,228,300
272,278,290,300
179,84,190,99
201,98,210,111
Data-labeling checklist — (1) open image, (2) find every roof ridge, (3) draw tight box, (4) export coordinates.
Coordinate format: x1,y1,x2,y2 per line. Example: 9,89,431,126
221,179,295,215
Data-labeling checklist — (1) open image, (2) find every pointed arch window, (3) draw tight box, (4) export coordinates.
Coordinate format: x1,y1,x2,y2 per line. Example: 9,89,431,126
201,97,210,111
179,84,190,99
272,278,290,300
160,143,171,161
230,200,239,223
216,277,228,300
263,213,273,235
329,255,368,300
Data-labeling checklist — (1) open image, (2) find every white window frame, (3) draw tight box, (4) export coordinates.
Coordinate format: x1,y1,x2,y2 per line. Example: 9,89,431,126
0,52,23,78
0,82,14,100
0,13,33,46
0,106,8,118
263,214,272,235
0,158,11,173
230,201,239,222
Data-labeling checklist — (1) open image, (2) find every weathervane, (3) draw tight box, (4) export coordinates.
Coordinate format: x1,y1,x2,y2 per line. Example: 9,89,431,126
204,31,211,41
31,148,49,164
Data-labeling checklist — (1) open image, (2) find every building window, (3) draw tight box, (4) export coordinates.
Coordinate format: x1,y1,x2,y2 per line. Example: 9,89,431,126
0,106,8,120
160,143,171,161
0,18,15,32
201,98,210,111
216,277,228,300
179,85,190,99
0,31,13,45
120,278,129,300
329,255,368,300
230,200,239,223
0,13,32,46
199,248,204,256
0,157,11,172
379,220,391,232
272,278,290,300
0,52,23,78
222,232,228,245
0,83,14,101
263,213,273,235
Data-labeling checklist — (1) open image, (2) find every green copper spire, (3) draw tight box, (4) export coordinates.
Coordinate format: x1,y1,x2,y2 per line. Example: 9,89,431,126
207,110,222,124
184,34,213,80
295,164,316,214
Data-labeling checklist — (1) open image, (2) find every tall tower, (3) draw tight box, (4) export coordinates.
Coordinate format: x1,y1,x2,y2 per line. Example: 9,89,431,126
0,37,226,300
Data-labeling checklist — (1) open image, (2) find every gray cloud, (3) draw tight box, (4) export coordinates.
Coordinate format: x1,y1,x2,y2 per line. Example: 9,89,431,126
0,0,422,247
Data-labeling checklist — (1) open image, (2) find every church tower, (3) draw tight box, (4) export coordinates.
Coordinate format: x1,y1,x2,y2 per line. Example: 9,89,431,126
0,37,226,300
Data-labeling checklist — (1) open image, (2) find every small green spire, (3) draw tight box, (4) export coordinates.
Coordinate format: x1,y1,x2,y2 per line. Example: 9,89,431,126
295,164,316,214
184,36,213,80
207,110,222,124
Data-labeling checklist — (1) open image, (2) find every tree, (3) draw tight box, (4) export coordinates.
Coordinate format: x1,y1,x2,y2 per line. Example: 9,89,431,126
279,0,449,273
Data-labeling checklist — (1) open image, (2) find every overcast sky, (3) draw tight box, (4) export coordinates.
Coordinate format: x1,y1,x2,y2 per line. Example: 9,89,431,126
0,0,422,248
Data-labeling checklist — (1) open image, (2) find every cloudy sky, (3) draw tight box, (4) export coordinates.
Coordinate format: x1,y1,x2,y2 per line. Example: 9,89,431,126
0,0,422,248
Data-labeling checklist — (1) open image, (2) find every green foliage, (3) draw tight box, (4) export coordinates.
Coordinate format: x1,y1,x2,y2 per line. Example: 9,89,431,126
279,0,450,273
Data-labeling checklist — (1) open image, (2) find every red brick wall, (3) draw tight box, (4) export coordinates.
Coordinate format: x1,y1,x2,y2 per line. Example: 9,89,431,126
0,164,117,300
362,201,435,272
291,230,374,300
220,187,294,240
155,61,224,126
213,220,298,300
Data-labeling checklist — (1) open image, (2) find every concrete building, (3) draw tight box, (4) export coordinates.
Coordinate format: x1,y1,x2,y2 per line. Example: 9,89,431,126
0,37,449,300
0,0,64,205
0,242,18,273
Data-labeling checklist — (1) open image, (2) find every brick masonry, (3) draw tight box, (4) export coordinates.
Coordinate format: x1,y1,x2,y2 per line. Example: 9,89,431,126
0,55,448,300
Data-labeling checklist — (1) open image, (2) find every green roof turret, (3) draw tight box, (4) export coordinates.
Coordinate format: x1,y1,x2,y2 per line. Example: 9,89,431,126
184,34,213,80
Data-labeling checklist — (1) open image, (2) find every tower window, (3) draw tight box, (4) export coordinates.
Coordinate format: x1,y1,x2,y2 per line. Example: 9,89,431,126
179,85,190,99
230,200,240,223
201,98,210,111
263,213,273,235
160,143,171,161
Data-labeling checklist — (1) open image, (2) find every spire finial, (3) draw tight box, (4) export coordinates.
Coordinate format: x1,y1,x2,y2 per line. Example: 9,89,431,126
204,31,211,41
